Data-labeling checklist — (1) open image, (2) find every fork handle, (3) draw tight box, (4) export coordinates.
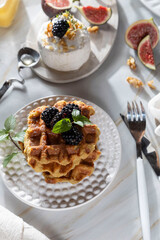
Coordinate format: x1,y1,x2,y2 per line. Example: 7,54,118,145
136,157,151,240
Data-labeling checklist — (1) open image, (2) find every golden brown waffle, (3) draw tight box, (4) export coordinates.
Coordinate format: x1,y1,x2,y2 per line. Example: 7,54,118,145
23,100,101,181
43,148,101,184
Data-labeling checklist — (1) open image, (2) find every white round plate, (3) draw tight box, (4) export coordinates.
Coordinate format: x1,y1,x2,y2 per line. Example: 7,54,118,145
0,96,121,210
26,0,119,83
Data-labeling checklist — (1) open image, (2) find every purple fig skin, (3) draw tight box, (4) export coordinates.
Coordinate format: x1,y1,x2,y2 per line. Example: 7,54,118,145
125,18,159,50
76,6,112,25
138,35,156,70
41,0,71,18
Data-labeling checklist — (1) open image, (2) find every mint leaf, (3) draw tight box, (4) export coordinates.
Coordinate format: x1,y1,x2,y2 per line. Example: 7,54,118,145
0,129,7,135
52,118,72,134
12,131,25,143
72,109,81,120
3,152,19,168
0,133,9,141
73,121,84,127
4,115,16,131
72,110,92,127
0,129,8,141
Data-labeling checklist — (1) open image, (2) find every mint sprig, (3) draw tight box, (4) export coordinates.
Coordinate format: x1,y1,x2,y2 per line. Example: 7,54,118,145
3,152,19,168
72,109,92,127
52,118,72,134
52,110,92,134
4,115,16,131
0,115,25,167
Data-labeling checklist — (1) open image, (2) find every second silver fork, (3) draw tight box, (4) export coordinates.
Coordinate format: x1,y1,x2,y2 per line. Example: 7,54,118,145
127,102,151,240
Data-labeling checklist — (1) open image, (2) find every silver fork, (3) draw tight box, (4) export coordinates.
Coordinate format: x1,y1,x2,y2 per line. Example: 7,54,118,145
127,101,151,240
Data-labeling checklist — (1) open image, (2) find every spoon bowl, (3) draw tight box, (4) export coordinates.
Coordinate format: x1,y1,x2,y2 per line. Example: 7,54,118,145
18,47,40,69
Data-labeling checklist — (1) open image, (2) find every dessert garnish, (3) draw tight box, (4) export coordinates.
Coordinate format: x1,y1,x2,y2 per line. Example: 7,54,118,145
76,6,112,25
41,104,92,145
62,125,83,145
41,106,59,128
52,19,69,38
0,115,25,167
52,109,91,130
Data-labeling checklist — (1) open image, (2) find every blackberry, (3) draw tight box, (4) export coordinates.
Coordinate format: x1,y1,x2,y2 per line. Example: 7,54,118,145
41,107,59,128
61,104,81,121
52,19,69,39
62,125,83,145
50,112,63,128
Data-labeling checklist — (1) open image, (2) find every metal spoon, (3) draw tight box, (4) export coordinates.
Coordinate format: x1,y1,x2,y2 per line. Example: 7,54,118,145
0,47,40,100
17,47,40,73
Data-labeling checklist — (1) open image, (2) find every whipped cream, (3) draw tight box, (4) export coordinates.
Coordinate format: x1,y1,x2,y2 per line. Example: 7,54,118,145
37,14,91,71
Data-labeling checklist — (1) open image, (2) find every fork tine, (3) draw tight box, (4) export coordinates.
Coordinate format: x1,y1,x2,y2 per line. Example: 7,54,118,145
140,101,146,121
132,102,136,121
135,101,141,121
127,102,132,121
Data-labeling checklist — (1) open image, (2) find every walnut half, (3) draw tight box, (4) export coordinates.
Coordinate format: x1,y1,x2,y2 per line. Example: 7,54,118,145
147,80,156,90
87,26,99,33
127,57,136,70
127,77,143,88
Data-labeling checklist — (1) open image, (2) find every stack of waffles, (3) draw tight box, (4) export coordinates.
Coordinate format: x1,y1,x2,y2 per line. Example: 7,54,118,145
23,100,101,184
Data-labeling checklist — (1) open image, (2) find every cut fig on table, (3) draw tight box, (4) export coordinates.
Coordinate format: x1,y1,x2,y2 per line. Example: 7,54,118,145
41,0,72,18
138,35,156,70
125,18,159,50
76,6,112,25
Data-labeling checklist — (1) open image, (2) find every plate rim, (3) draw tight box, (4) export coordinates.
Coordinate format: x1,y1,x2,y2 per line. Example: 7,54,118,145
27,0,119,84
0,95,121,211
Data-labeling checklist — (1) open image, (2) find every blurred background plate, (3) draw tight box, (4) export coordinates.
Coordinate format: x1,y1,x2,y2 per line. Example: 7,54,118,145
0,95,121,211
26,0,119,83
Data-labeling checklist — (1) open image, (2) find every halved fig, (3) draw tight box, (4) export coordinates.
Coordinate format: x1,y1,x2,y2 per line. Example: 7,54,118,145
138,35,156,70
41,0,72,18
125,18,159,50
76,6,112,25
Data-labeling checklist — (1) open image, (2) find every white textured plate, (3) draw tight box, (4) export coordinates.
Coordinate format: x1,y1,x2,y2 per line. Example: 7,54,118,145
140,0,160,16
26,0,118,83
0,96,121,210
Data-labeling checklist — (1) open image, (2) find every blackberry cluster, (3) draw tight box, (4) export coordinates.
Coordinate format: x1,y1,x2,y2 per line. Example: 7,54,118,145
41,107,58,128
41,103,84,145
61,103,81,121
50,112,63,128
62,125,83,145
52,19,69,39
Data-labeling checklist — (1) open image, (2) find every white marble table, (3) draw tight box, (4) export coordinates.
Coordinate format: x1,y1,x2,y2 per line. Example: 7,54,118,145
0,0,160,239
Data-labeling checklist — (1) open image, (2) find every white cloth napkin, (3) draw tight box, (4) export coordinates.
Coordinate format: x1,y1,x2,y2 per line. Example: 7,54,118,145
0,205,50,240
148,93,160,136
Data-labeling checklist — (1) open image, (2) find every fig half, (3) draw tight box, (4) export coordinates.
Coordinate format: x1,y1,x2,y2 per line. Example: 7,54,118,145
41,0,72,18
125,18,159,50
138,35,156,70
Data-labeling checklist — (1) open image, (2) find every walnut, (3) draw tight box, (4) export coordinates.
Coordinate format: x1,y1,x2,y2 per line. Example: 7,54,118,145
66,30,76,40
127,77,143,88
45,22,53,38
127,57,136,70
87,26,99,33
147,80,156,90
